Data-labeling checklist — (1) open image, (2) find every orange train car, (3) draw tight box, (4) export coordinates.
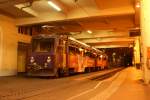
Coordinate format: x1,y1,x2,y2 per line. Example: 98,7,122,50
26,34,108,77
96,54,108,70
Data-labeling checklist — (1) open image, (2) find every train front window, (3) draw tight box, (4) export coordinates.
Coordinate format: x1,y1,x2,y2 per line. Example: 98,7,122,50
32,38,55,52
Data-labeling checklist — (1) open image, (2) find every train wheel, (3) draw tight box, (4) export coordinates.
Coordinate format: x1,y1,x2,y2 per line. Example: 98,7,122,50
85,67,90,73
100,67,102,70
95,67,97,71
64,68,69,76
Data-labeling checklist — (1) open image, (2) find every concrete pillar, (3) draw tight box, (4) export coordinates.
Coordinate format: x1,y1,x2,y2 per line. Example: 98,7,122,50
0,15,18,76
134,37,141,66
141,0,150,84
0,27,3,72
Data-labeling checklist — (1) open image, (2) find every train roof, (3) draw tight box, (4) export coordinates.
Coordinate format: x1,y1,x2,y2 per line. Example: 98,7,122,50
68,37,102,54
32,34,103,54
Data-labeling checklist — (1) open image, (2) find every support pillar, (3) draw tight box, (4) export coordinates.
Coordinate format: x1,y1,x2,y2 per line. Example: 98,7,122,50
141,0,150,84
0,15,31,76
134,37,141,67
0,27,3,72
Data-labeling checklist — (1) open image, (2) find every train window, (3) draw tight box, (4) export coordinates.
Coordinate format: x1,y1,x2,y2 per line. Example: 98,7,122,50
85,52,94,58
59,39,64,45
69,46,76,54
32,38,55,52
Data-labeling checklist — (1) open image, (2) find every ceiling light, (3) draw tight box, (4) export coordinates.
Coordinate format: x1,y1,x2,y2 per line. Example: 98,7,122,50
79,48,83,51
100,55,103,58
42,25,55,28
136,3,140,8
48,1,61,11
42,25,48,28
87,30,92,34
129,44,133,48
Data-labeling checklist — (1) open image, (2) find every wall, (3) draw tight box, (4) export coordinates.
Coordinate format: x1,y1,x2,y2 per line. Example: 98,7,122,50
0,15,31,76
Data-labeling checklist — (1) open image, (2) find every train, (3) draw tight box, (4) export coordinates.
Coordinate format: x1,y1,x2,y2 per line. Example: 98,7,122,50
26,34,108,77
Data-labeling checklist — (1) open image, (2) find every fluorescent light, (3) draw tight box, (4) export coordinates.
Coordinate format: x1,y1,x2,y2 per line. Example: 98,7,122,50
48,1,61,11
42,25,48,28
87,30,92,34
42,25,55,28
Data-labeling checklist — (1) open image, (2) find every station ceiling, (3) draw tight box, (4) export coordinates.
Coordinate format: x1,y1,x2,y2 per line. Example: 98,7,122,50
0,0,140,48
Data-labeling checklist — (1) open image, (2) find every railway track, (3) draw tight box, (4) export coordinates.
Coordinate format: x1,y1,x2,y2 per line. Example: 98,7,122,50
0,67,124,100
90,68,123,81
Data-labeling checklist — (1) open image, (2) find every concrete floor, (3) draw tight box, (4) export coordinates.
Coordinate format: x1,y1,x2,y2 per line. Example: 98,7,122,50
108,67,150,100
0,67,149,100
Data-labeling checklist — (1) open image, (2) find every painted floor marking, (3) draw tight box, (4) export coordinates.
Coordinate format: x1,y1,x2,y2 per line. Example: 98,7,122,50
90,69,127,100
66,81,102,100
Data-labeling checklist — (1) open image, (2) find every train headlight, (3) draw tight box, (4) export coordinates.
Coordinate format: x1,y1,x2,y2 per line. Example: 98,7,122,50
47,56,51,63
30,57,35,63
30,56,35,63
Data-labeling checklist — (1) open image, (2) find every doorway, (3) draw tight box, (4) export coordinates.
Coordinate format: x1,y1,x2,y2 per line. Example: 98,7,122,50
17,42,30,75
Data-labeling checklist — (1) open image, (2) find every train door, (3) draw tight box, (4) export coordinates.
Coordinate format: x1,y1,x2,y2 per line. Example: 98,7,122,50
17,42,30,75
77,49,84,72
56,38,66,69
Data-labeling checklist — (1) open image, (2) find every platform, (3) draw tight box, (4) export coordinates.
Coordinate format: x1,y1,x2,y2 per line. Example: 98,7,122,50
0,67,150,100
90,67,150,100
108,67,150,100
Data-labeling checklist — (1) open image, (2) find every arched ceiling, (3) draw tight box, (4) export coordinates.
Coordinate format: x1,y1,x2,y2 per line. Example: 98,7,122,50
0,0,140,48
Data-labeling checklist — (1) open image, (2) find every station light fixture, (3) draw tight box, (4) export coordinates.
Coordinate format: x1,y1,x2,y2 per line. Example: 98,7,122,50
79,48,83,51
100,55,103,58
42,25,49,28
93,52,96,55
84,50,87,53
48,1,62,11
136,2,140,8
129,44,133,48
42,25,55,28
87,30,92,34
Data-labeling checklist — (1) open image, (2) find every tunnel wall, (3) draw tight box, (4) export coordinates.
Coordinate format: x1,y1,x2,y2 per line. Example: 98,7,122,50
0,15,31,76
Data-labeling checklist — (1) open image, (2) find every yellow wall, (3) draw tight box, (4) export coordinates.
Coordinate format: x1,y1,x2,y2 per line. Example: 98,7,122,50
0,15,31,76
141,0,150,84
